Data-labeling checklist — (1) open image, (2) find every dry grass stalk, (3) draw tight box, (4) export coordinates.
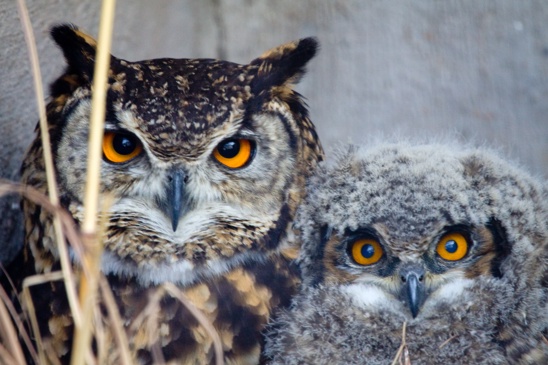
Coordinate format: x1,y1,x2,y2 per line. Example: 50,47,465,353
8,0,225,363
71,0,117,363
0,181,86,364
0,281,37,364
0,286,26,364
391,321,411,365
98,277,133,365
94,301,107,365
15,0,81,328
163,283,224,365
438,334,458,349
127,288,166,364
0,344,20,365
129,283,224,365
0,182,85,264
0,180,85,363
92,197,132,365
22,272,65,365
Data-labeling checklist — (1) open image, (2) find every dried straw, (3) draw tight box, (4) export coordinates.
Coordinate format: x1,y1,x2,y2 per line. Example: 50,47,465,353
163,283,224,365
15,0,81,327
391,321,411,365
0,181,84,364
71,0,117,364
0,272,37,364
0,284,26,364
9,0,226,363
129,283,224,365
98,277,133,365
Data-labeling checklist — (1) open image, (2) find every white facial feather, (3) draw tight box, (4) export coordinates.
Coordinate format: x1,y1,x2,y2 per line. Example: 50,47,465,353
342,283,400,311
428,275,473,302
101,249,266,287
94,198,273,286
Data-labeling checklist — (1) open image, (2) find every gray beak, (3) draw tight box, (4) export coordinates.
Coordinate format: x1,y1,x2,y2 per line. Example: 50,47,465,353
160,169,187,232
399,266,426,318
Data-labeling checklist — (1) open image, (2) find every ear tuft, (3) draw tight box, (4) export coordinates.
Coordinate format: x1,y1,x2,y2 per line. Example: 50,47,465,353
250,37,319,90
50,24,98,78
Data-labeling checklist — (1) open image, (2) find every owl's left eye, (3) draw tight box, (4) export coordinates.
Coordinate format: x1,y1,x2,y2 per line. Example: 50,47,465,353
350,238,383,266
103,131,143,163
213,138,255,169
436,232,469,261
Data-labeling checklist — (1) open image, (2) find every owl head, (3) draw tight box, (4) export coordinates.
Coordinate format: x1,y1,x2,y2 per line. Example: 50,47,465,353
23,24,323,286
265,142,547,364
296,142,547,320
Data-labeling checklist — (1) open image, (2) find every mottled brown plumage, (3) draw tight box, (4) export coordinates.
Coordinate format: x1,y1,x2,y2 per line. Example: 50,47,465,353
5,24,323,364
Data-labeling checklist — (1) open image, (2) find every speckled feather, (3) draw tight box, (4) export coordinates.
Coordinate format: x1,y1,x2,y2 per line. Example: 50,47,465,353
265,142,548,364
6,24,323,364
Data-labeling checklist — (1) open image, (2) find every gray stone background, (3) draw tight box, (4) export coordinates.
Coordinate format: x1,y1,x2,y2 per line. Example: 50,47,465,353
1,0,547,264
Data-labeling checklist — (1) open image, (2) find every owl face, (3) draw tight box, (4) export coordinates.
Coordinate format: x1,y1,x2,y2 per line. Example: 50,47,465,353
319,220,503,318
297,143,547,319
35,25,323,286
266,143,547,364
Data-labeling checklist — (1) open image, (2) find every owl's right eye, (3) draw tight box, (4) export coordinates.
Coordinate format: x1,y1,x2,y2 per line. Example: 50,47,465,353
102,131,143,163
436,232,469,261
350,238,383,266
213,138,255,169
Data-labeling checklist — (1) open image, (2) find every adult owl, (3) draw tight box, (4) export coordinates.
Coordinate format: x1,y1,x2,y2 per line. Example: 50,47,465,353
265,142,548,365
4,24,323,364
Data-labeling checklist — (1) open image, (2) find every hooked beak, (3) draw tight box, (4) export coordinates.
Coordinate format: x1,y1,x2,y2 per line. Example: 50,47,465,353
161,169,187,232
400,266,426,318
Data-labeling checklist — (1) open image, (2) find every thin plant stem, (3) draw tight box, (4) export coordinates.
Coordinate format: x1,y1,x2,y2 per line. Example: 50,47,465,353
391,321,409,365
0,288,26,364
22,271,65,365
0,281,38,364
163,283,224,365
15,0,81,327
98,277,133,365
71,0,117,364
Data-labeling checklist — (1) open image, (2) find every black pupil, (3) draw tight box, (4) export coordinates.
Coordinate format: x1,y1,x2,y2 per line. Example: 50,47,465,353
361,244,375,259
113,134,137,155
445,240,458,253
218,139,240,158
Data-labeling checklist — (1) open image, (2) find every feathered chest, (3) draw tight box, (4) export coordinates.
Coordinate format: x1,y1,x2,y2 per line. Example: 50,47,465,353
21,253,299,365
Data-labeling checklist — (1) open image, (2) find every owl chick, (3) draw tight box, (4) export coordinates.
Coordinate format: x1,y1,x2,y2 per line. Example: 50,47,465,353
4,24,323,364
265,142,548,365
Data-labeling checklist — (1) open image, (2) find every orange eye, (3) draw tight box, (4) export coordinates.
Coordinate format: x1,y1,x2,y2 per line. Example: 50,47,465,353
351,238,383,266
436,232,469,261
213,138,254,169
102,131,143,163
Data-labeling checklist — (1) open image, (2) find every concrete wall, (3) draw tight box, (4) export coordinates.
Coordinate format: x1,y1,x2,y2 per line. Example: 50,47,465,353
1,0,547,263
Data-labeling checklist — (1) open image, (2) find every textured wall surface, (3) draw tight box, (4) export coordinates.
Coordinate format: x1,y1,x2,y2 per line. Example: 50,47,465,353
1,0,547,263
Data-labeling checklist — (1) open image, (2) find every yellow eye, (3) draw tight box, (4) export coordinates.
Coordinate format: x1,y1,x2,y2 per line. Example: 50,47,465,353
436,232,469,261
213,138,254,169
351,238,383,266
102,132,143,163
